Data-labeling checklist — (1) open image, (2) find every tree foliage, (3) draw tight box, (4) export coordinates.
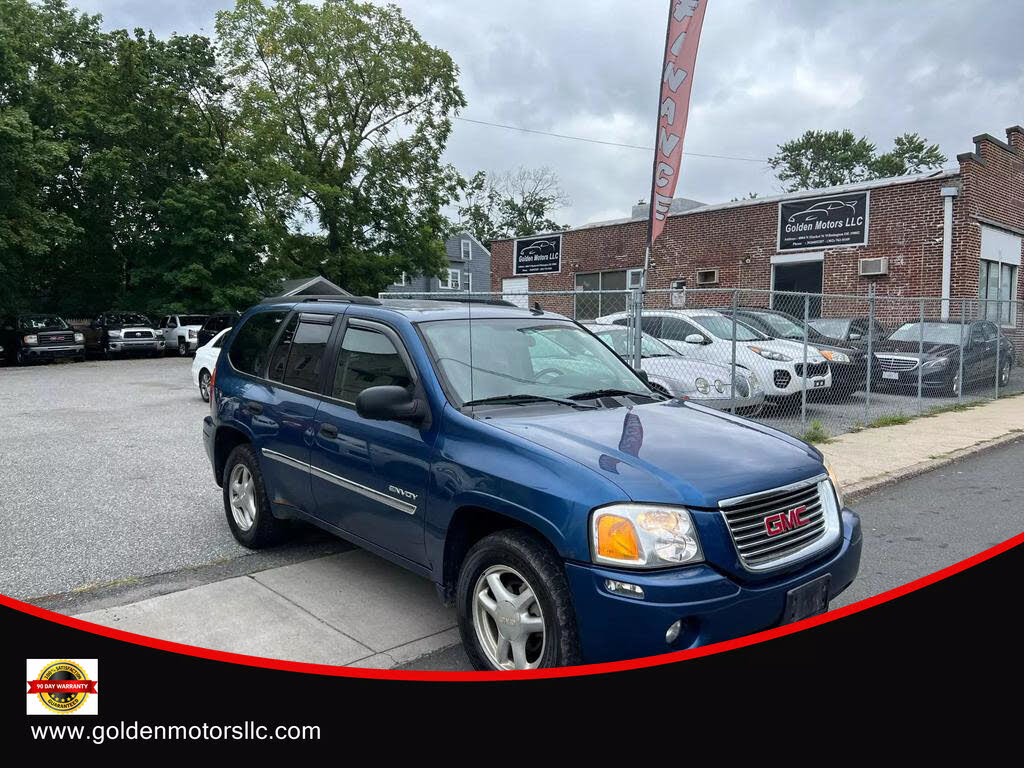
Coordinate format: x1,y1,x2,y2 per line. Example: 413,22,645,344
768,129,947,192
215,0,466,296
456,166,569,249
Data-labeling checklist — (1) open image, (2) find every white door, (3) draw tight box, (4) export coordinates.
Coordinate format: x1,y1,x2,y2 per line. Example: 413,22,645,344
502,278,529,309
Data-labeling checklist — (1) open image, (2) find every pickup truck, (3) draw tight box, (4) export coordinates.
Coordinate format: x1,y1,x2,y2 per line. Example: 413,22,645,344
157,314,209,356
79,312,165,358
203,297,862,670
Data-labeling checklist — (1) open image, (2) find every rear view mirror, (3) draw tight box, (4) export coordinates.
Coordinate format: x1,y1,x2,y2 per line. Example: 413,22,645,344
356,386,426,424
684,334,705,344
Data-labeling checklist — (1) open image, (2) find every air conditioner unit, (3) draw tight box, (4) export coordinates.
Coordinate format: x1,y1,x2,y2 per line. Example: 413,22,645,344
858,257,889,276
695,269,719,286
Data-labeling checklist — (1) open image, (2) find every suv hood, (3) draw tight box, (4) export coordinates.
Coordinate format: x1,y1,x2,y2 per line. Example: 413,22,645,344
487,401,823,508
741,337,827,363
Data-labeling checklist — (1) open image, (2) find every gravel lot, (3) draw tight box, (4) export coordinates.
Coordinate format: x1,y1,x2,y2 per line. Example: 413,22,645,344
0,357,338,600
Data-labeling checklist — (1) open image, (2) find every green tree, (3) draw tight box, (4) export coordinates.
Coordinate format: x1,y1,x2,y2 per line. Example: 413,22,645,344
216,0,466,296
456,167,568,249
768,129,947,192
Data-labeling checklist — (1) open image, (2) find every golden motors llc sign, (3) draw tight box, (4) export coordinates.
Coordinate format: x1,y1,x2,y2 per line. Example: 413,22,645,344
514,234,562,275
778,191,868,252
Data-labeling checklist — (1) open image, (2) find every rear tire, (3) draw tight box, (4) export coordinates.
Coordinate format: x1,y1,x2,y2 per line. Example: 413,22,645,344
178,339,189,357
199,370,211,402
456,528,582,671
222,444,287,549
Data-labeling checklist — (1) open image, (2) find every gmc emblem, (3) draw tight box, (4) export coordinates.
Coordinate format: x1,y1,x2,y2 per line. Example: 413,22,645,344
764,505,809,537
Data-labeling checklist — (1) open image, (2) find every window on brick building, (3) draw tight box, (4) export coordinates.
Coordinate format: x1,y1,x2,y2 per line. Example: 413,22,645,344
978,259,1018,325
575,269,634,320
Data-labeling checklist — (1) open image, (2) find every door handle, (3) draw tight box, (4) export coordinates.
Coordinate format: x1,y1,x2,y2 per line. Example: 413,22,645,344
319,423,339,439
244,401,263,415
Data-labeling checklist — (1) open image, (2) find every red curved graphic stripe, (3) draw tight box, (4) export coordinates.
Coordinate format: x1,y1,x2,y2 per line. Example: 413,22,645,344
4,529,1022,681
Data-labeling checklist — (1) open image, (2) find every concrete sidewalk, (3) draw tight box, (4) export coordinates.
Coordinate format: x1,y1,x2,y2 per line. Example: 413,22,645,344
820,394,1024,499
70,395,1024,669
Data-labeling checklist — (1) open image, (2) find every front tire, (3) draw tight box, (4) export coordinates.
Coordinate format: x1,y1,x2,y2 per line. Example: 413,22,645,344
222,444,287,548
456,529,582,671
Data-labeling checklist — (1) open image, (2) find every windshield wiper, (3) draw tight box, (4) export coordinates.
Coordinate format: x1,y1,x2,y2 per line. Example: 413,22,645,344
567,388,651,401
462,393,598,409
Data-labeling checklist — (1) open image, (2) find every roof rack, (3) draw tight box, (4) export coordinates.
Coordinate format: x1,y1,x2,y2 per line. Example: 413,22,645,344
382,295,519,308
260,294,381,306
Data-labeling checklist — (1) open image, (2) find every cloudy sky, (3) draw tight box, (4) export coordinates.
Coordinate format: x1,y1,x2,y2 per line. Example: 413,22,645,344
77,0,1024,227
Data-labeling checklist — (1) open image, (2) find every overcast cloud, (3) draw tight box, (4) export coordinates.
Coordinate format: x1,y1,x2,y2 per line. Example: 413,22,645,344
77,0,1024,227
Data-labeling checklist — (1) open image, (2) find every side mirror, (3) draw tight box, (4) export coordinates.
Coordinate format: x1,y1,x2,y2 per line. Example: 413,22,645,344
684,333,705,345
633,368,650,385
356,386,426,424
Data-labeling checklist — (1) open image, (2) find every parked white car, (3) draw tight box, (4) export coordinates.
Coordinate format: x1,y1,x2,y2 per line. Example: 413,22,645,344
191,328,230,401
158,314,209,357
595,308,831,398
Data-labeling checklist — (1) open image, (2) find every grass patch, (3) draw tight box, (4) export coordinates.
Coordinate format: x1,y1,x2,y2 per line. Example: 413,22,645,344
800,419,833,444
866,413,912,428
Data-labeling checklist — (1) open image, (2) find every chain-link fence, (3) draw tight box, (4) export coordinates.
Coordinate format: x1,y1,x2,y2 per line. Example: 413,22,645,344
381,287,1022,443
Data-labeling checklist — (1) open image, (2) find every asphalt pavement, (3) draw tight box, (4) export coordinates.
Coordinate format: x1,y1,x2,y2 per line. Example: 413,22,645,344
0,357,345,600
398,437,1024,670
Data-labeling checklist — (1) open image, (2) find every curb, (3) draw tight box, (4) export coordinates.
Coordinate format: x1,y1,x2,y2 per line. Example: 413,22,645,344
843,429,1024,502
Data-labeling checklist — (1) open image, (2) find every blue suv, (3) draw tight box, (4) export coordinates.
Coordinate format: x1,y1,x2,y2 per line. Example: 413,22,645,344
203,296,862,670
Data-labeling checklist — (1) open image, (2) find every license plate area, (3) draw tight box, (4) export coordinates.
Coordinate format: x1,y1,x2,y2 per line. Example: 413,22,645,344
882,371,899,380
783,574,831,623
812,378,825,388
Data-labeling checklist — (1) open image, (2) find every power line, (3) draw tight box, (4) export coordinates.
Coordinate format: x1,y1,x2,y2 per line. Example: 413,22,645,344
453,115,768,163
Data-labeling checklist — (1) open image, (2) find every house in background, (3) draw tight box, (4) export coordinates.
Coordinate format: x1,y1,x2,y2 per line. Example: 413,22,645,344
382,233,491,296
275,275,350,297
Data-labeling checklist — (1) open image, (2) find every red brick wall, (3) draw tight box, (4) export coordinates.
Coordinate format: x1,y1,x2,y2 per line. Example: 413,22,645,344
491,125,1024,333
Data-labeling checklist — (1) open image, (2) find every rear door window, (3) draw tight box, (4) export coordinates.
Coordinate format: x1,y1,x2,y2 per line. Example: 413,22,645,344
228,311,288,377
268,315,334,392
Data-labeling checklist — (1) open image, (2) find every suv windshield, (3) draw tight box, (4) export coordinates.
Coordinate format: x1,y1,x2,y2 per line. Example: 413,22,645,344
18,315,68,330
745,312,805,340
419,318,650,405
888,322,967,345
693,315,766,341
591,327,676,358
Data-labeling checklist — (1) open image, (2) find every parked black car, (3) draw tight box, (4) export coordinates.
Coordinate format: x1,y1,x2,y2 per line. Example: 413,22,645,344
717,307,868,395
78,312,164,358
806,316,889,352
1,314,85,365
872,319,1014,396
196,312,241,349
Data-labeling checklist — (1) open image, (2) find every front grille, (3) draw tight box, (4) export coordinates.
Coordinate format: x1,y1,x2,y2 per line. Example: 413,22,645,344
124,330,153,339
794,361,829,378
720,478,829,569
773,370,791,389
875,354,918,372
40,333,73,344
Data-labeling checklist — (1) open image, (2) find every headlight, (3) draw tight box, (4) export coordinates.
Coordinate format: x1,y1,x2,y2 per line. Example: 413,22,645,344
189,329,197,339
820,349,850,364
23,334,38,345
694,377,710,394
592,504,703,569
108,330,122,339
921,357,949,369
749,345,792,362
74,332,84,343
824,461,845,508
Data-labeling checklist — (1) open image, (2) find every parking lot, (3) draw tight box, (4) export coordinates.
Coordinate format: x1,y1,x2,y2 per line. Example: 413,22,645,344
0,357,346,600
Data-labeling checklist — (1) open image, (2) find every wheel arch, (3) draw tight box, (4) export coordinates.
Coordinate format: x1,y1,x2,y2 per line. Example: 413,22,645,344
213,425,251,488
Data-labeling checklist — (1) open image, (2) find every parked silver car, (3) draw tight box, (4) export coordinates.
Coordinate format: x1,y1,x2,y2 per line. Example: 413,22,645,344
585,324,765,414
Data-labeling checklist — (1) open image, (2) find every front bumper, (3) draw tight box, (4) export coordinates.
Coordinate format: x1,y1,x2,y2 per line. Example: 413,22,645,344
692,390,766,412
203,416,218,482
23,344,84,359
109,339,164,354
565,508,862,664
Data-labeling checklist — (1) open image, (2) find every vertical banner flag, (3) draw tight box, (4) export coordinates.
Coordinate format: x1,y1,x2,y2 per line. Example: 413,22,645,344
647,0,709,248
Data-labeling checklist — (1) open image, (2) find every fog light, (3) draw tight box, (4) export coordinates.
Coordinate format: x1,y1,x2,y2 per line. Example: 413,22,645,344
604,579,644,599
666,620,682,644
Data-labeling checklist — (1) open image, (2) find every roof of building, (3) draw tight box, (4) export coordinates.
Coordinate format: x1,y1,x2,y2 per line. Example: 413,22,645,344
276,276,351,297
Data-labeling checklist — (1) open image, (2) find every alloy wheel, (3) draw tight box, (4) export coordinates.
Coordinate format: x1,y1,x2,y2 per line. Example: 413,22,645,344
178,340,188,356
228,464,257,531
472,565,546,670
199,371,211,401
1000,360,1010,386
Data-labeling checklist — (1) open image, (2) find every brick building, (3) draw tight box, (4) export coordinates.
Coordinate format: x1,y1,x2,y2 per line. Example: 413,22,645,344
491,125,1024,332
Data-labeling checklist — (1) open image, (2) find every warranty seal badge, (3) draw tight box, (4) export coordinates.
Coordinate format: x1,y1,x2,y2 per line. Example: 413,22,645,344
28,660,97,714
